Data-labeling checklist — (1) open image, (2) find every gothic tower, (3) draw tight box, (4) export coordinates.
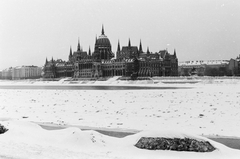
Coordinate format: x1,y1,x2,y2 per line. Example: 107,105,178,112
128,38,131,47
147,47,150,55
139,40,143,53
174,48,177,58
116,40,121,59
69,46,73,62
77,38,80,51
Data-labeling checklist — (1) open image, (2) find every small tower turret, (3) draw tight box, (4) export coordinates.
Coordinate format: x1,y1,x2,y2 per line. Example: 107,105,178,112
70,46,72,56
117,40,121,52
139,39,143,53
101,24,105,35
45,57,48,64
69,46,73,62
147,47,150,54
116,40,121,59
77,38,80,51
128,38,131,47
88,46,91,56
174,48,177,58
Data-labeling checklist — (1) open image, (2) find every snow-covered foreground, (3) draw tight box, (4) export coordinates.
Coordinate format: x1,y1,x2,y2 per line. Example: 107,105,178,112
0,79,240,158
1,120,240,159
0,81,240,137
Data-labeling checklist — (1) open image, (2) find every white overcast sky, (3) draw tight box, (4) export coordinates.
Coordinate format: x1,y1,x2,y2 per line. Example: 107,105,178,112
0,0,240,69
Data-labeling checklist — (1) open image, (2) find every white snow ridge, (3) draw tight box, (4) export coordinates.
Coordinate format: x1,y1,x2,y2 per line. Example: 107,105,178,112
0,120,240,159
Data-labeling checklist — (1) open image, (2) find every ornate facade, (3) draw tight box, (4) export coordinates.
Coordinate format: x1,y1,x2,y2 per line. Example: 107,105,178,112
43,58,73,78
43,26,178,79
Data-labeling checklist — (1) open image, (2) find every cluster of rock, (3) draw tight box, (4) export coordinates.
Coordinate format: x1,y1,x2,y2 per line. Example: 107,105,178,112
135,137,216,152
0,124,8,134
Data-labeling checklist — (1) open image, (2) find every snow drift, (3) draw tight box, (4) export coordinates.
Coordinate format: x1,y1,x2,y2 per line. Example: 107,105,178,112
0,120,240,159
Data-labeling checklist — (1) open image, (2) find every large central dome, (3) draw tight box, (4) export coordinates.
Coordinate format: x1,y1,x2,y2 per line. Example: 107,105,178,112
93,26,114,60
95,27,111,47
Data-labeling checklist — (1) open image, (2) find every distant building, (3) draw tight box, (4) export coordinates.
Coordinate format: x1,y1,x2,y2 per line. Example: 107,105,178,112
12,66,42,80
43,26,178,79
228,55,240,76
2,67,13,79
179,60,230,76
1,66,42,80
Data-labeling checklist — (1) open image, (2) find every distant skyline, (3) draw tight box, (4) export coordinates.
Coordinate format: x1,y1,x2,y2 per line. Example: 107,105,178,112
1,0,240,70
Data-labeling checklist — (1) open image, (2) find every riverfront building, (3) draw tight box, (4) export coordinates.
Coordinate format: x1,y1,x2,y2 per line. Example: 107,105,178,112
43,26,178,79
228,55,240,76
1,66,42,80
178,57,240,76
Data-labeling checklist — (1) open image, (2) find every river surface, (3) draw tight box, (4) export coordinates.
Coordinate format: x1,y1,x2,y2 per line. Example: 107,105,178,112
0,84,192,90
3,83,240,150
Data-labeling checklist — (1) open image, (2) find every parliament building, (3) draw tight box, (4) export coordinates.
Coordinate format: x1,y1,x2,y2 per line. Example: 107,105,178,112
43,26,178,79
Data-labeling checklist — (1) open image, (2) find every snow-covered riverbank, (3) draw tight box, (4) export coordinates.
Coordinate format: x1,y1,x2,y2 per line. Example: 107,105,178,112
1,81,240,137
0,78,240,158
1,120,240,159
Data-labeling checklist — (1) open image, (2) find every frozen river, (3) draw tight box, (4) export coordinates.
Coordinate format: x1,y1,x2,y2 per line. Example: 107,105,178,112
0,84,193,90
1,81,240,153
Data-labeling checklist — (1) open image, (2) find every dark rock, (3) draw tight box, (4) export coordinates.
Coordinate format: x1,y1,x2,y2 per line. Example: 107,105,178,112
199,114,204,117
0,124,8,134
135,137,216,152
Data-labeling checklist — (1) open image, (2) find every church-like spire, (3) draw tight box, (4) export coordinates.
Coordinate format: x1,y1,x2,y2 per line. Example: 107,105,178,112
45,57,48,64
88,46,91,56
69,46,73,62
77,38,80,51
117,40,121,52
139,39,143,53
51,57,54,62
95,35,97,44
69,46,73,57
147,47,150,54
128,38,131,47
174,48,176,57
101,24,105,35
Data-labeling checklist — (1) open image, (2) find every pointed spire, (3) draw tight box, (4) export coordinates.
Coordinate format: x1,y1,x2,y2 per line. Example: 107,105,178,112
95,35,97,44
139,39,143,53
88,46,91,56
51,57,54,62
45,57,48,64
117,40,120,52
147,47,150,54
128,38,131,47
174,48,176,57
77,38,80,51
101,24,105,35
69,46,72,57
